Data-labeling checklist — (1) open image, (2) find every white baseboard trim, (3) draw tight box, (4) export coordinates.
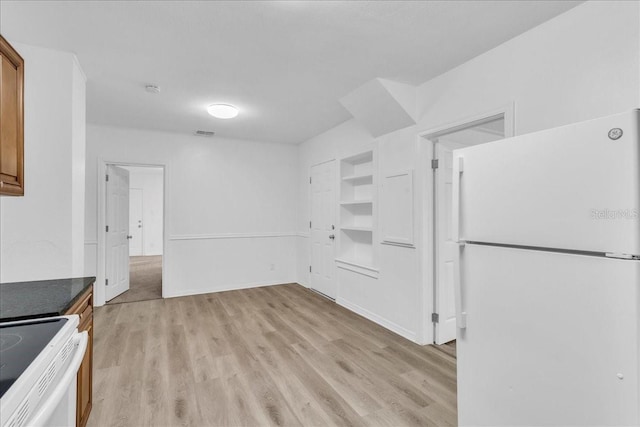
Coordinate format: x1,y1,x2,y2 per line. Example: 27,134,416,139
163,279,297,299
336,297,417,343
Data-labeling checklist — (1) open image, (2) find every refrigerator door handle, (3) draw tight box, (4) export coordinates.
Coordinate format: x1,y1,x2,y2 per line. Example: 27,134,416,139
452,156,464,243
452,154,467,328
454,241,467,329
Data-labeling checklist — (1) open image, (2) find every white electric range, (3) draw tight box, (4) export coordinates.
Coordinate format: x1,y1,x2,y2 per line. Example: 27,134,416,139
0,315,87,427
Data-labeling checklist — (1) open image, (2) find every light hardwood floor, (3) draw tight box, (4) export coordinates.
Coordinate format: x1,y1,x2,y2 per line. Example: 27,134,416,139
89,284,457,427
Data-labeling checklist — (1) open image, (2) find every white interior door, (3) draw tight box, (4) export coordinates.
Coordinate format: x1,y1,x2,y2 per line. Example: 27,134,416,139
434,140,467,344
310,160,336,299
432,117,506,344
105,165,130,302
129,188,143,256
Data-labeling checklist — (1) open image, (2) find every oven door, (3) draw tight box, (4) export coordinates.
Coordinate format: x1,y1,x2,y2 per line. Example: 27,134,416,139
27,331,88,427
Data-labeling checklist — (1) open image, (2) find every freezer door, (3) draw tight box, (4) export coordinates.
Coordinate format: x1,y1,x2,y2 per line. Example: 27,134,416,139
457,244,640,426
453,110,639,255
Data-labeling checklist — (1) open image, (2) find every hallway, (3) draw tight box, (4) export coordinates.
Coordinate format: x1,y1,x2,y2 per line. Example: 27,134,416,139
108,256,162,304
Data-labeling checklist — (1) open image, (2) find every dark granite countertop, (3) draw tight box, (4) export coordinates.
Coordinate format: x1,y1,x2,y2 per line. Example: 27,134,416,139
0,277,95,322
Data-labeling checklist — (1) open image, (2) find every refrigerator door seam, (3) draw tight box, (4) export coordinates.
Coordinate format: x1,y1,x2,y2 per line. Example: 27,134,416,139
605,252,640,260
465,241,640,260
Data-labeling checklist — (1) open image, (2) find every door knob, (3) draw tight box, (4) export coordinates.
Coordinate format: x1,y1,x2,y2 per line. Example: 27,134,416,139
329,234,335,240
126,235,133,240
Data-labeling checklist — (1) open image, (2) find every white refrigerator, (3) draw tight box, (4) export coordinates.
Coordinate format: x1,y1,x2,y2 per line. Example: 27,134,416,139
453,110,640,426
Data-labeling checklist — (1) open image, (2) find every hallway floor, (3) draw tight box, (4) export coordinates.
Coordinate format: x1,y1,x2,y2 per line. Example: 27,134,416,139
108,255,162,304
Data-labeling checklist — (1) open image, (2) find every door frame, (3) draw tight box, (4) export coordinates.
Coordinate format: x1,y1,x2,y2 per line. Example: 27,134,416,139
307,158,338,297
96,159,168,306
416,104,515,344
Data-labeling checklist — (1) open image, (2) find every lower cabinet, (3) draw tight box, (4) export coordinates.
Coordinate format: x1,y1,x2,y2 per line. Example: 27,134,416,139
65,285,93,427
77,318,93,427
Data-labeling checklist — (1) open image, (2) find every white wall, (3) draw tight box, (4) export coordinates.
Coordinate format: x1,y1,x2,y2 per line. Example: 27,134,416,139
296,120,374,286
297,0,640,344
85,125,298,305
416,0,639,137
296,120,372,291
71,57,87,277
123,166,164,256
0,42,86,283
298,121,424,342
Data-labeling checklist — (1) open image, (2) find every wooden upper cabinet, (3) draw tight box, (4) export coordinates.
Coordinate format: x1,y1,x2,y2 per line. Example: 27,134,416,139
0,35,24,196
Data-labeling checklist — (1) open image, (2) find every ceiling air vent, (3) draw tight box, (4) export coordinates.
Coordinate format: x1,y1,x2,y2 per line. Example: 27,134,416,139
194,130,215,137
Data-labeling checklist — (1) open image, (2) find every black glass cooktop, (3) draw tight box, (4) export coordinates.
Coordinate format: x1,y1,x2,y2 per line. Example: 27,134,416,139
0,318,68,398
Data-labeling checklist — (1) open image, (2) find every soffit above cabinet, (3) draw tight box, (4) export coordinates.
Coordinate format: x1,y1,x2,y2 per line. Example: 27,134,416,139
339,78,416,138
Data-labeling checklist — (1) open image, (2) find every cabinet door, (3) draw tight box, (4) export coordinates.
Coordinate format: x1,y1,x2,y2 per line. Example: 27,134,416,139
0,36,24,196
77,319,93,427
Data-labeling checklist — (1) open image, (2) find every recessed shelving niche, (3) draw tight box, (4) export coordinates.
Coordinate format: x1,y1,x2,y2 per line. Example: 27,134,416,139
336,149,378,277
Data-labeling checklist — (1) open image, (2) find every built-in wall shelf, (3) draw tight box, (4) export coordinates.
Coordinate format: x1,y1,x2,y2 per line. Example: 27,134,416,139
338,148,376,270
341,226,373,232
342,173,374,184
340,200,373,206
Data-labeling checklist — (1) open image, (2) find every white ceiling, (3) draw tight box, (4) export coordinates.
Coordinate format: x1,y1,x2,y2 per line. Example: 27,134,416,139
0,1,582,144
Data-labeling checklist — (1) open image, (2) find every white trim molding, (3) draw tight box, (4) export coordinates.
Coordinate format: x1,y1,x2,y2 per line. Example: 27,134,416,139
417,102,516,140
380,241,416,249
337,297,417,342
380,169,415,247
335,258,379,279
163,279,296,299
169,232,298,241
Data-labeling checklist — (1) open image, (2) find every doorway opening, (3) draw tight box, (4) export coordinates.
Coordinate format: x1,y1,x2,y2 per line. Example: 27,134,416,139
105,164,164,305
424,112,510,344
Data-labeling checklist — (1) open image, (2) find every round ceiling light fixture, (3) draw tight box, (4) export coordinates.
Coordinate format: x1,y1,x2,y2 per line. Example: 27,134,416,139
207,104,239,119
145,84,161,94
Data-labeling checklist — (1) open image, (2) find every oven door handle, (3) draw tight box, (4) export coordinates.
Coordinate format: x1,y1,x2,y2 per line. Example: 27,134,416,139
28,331,88,427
